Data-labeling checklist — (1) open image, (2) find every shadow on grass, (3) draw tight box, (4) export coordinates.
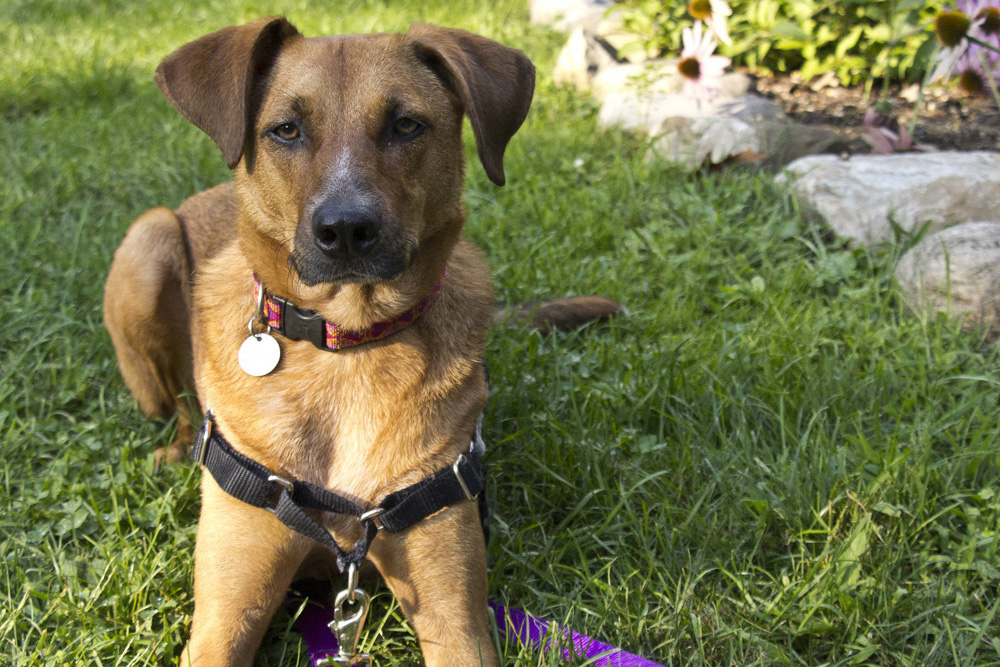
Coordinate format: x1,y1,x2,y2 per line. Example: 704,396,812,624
0,60,149,119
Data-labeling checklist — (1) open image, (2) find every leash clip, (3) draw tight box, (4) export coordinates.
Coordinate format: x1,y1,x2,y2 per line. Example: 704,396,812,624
320,566,371,666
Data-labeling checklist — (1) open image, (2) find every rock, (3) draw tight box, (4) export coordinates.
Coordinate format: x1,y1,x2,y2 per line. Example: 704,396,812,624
591,60,686,102
553,27,619,90
778,152,1000,246
894,222,1000,338
530,0,613,31
596,70,752,129
595,9,656,63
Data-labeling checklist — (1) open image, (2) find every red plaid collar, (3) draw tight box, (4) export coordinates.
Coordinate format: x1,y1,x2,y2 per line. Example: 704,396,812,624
251,272,444,351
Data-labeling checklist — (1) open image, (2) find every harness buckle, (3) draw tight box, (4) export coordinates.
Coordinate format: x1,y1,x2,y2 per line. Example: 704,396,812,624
453,454,477,501
266,474,294,514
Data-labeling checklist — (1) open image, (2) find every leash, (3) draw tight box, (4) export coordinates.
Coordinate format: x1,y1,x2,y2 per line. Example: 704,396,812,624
284,586,664,666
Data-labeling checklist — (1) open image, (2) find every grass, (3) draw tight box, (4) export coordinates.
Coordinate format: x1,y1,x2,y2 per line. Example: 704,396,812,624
1,0,999,665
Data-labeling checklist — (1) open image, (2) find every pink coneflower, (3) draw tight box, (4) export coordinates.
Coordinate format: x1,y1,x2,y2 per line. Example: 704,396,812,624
677,20,731,105
932,1,1000,91
687,0,733,45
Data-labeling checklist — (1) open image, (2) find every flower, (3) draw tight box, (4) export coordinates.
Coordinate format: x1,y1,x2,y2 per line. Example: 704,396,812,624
677,21,731,105
687,0,733,45
930,40,966,82
935,10,973,47
861,109,934,153
931,1,1000,87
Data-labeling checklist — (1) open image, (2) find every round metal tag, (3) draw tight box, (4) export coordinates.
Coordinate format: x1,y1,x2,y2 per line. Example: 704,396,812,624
238,333,281,377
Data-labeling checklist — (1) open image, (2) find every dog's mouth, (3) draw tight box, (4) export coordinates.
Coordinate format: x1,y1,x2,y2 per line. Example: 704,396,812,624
288,247,409,286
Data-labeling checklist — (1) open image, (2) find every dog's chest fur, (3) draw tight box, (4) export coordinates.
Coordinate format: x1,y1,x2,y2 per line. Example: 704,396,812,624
189,239,492,506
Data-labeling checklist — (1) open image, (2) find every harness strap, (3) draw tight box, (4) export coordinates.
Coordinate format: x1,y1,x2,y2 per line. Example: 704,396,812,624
191,413,486,571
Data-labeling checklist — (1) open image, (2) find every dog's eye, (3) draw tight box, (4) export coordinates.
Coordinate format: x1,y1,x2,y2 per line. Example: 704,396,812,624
392,117,423,137
270,122,301,141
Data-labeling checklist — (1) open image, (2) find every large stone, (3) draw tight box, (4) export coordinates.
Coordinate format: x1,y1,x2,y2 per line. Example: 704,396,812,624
595,8,657,63
646,96,802,167
553,27,619,90
778,152,1000,246
894,222,1000,337
591,60,689,103
530,0,613,31
596,71,752,130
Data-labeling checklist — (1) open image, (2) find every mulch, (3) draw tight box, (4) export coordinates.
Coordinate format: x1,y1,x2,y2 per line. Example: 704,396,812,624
752,73,1000,155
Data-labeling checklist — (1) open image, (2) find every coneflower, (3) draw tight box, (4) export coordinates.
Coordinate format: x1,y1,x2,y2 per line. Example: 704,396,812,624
677,21,731,105
686,0,733,45
935,10,973,47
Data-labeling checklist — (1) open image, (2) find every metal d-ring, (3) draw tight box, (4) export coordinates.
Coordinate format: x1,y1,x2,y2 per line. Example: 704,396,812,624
248,282,272,337
247,314,272,337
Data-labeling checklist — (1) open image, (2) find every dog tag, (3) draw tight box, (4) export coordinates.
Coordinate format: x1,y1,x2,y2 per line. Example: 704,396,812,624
238,333,281,376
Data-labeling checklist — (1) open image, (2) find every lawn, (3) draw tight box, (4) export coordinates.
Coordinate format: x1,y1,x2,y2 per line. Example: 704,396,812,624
1,0,999,665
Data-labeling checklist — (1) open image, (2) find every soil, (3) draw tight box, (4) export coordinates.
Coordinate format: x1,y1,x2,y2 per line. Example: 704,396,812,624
752,73,1000,155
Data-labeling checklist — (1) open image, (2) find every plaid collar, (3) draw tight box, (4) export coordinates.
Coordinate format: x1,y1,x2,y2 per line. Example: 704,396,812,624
251,272,444,352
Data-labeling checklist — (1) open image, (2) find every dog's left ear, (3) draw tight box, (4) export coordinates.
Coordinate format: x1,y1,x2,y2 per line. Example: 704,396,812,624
408,25,535,186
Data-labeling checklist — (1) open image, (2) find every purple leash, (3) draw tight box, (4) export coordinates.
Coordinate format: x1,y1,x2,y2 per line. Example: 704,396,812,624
489,601,662,666
286,590,663,666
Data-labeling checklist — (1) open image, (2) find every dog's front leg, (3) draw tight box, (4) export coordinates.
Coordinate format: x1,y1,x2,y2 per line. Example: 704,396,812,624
181,479,312,666
369,499,497,666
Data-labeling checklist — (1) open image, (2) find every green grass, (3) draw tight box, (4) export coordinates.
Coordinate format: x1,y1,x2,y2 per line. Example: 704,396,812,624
2,0,999,665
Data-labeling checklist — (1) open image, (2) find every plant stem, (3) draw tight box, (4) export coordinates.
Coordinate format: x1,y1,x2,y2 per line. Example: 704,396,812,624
967,34,1000,54
978,49,1000,111
908,52,937,138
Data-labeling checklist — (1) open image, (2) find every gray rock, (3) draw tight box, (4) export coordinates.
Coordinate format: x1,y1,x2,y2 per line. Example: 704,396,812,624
894,222,1000,338
596,9,656,63
596,72,753,130
778,152,1000,246
530,0,613,31
646,96,792,166
591,60,686,103
553,27,619,90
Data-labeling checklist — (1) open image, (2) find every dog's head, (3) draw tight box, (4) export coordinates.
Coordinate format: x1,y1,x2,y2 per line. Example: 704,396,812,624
155,18,534,287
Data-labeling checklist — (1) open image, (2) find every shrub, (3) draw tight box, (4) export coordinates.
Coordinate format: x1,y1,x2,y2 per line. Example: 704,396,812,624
618,0,947,85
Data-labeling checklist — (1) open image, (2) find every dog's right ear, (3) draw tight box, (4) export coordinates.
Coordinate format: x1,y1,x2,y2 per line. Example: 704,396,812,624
154,17,301,169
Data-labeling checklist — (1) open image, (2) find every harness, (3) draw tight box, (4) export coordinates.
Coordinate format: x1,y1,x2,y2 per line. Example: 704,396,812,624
193,275,661,665
194,274,487,663
191,411,488,573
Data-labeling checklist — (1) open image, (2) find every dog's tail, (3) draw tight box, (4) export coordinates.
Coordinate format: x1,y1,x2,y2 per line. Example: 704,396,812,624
493,296,624,333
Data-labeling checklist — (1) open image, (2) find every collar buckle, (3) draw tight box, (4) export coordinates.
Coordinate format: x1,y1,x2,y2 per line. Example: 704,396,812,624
278,299,329,350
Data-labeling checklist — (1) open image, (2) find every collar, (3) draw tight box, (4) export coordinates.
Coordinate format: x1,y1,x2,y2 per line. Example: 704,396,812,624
252,271,445,352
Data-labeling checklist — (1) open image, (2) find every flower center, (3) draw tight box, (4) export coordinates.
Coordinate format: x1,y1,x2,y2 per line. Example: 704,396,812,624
958,69,984,94
978,7,1000,35
678,56,702,81
688,0,713,20
935,10,972,47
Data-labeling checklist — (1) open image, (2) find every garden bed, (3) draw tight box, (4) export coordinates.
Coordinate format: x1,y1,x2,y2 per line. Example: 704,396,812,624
754,74,1000,154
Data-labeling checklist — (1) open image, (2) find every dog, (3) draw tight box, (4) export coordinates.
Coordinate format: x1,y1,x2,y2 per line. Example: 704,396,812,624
104,17,619,665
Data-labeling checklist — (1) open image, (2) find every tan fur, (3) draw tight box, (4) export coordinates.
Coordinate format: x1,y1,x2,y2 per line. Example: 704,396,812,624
104,18,539,665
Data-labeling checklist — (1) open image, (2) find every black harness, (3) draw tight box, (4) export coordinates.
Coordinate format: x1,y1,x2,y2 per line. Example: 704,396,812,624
192,413,489,571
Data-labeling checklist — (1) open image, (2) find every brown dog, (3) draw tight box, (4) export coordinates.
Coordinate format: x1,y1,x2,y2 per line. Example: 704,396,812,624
104,17,617,666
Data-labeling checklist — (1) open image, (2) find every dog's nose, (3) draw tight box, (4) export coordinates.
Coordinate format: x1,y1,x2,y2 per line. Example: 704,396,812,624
311,203,380,259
